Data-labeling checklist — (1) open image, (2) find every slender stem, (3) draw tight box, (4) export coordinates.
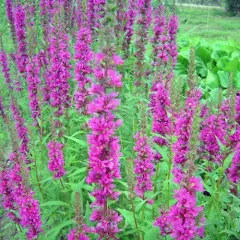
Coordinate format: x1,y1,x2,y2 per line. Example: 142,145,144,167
131,198,141,240
60,178,65,191
34,157,44,199
167,144,173,209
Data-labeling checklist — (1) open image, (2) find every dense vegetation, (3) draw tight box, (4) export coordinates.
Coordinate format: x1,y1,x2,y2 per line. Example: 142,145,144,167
0,0,239,240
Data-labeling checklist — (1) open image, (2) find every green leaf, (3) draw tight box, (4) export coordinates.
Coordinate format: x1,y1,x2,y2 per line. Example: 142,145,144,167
223,152,234,171
117,208,136,228
206,70,219,89
46,219,74,239
64,135,87,147
41,201,70,208
218,71,229,88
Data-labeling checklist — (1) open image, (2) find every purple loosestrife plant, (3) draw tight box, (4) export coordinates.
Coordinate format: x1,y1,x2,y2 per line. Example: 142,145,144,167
74,25,93,113
26,55,41,125
6,0,16,41
152,5,165,60
168,14,179,67
47,141,66,179
135,0,152,85
86,51,123,239
154,177,205,239
14,5,28,74
200,114,228,163
134,131,154,198
124,0,137,52
9,152,42,240
0,49,13,90
10,100,29,161
173,89,201,166
48,19,71,116
150,82,171,146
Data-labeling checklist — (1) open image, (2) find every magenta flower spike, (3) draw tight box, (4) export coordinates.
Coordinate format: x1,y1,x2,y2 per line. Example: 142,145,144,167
154,177,205,239
86,52,123,238
14,5,28,74
10,101,29,161
0,50,13,90
124,0,137,48
74,27,93,113
6,0,16,41
47,22,71,116
26,55,41,125
47,141,66,179
134,132,154,198
150,82,171,146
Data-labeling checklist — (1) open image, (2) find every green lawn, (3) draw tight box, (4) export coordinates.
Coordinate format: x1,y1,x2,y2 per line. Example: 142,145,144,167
177,6,240,42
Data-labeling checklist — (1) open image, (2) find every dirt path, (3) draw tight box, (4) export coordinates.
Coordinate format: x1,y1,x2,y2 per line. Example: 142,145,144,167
176,2,224,9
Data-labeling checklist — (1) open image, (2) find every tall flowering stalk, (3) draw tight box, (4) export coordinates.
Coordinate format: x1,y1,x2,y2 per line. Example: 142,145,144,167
74,12,93,113
168,14,178,68
123,0,136,52
26,55,41,125
68,192,89,240
47,15,71,116
152,5,166,60
150,81,171,147
135,0,152,84
86,50,123,238
1,152,42,240
14,5,28,74
6,0,16,41
134,131,154,198
172,89,202,176
155,104,205,240
86,7,124,233
0,48,13,90
10,99,29,162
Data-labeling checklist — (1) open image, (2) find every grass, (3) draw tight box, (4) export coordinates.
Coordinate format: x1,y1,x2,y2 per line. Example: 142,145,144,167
177,6,240,42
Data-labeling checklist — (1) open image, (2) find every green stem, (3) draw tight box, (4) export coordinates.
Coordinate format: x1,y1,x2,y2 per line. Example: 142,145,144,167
131,199,141,240
167,145,173,209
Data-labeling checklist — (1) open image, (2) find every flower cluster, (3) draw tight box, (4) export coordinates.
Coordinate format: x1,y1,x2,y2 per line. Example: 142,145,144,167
26,55,41,125
14,5,28,73
168,14,179,67
173,89,201,167
74,27,92,113
152,5,166,59
154,177,205,239
47,22,71,116
124,0,137,50
10,100,29,161
0,50,13,90
0,152,42,240
200,114,228,163
6,0,16,40
150,82,171,146
134,132,154,198
67,229,89,240
86,52,123,238
47,141,66,179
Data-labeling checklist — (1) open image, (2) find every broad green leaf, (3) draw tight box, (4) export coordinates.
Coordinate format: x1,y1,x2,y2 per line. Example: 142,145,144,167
218,71,229,88
206,70,219,89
